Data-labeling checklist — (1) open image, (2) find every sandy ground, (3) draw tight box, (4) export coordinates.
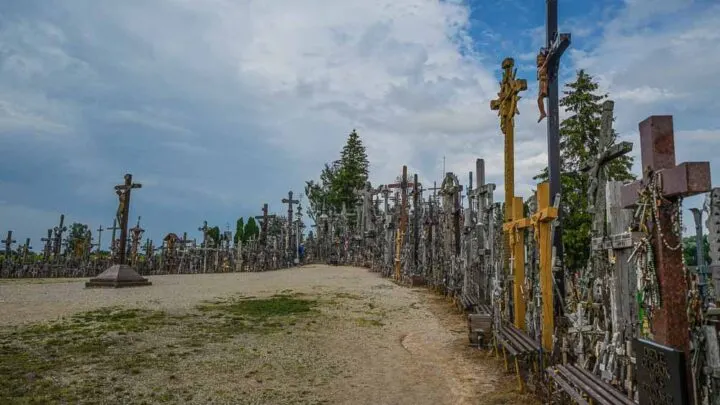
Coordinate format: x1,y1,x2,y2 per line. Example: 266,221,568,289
0,265,533,405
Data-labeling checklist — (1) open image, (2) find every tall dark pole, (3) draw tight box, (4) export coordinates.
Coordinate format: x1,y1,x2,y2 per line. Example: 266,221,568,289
546,0,570,315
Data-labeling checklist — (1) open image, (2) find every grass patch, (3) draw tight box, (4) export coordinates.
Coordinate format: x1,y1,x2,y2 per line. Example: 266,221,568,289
197,295,317,318
333,292,363,300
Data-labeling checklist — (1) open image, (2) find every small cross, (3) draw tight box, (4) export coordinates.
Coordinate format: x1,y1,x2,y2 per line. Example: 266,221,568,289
3,230,16,256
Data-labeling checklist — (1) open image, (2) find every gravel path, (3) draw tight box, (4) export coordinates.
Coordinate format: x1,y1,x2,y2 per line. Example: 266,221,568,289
0,265,528,404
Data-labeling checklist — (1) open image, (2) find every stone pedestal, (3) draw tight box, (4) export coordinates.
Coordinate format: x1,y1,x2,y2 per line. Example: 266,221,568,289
85,264,151,288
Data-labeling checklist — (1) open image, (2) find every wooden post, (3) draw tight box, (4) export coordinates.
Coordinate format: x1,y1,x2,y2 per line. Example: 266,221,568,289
533,182,558,351
512,197,525,330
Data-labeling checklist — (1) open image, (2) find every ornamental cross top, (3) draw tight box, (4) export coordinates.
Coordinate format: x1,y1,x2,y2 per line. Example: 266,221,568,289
490,57,527,137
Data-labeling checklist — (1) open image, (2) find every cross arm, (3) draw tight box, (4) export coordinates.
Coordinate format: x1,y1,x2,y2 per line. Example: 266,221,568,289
546,33,571,66
502,217,533,232
621,162,711,208
580,141,634,172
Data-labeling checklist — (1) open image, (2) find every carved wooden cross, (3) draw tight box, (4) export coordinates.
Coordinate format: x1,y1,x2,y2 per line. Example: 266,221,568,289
282,191,300,252
491,57,527,283
52,214,67,259
130,216,145,266
502,195,532,330
621,115,711,352
581,100,633,235
21,238,32,263
114,173,142,265
3,230,16,257
41,229,52,260
95,225,104,253
386,166,413,280
255,203,277,246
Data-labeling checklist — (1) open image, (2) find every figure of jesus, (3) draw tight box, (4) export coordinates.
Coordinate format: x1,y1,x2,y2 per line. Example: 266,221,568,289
537,48,549,123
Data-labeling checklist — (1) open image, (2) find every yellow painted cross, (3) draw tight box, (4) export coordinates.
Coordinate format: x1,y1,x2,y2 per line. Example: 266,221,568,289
502,196,532,330
490,57,527,285
530,183,558,351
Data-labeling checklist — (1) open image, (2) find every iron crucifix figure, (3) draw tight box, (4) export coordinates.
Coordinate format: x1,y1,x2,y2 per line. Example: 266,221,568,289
114,173,142,265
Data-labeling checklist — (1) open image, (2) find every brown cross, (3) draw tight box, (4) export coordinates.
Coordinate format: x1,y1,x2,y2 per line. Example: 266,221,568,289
114,173,142,265
621,115,711,353
255,203,277,246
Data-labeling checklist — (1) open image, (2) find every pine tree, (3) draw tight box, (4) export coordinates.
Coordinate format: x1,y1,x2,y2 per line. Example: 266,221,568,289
306,129,370,226
234,217,245,245
243,217,260,242
535,70,635,272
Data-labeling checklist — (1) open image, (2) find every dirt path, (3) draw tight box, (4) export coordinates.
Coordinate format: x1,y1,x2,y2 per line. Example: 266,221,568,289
0,265,533,404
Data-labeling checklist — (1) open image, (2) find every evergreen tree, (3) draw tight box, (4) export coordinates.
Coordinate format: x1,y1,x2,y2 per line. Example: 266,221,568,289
234,217,245,245
207,226,220,247
535,70,635,272
683,235,711,266
306,129,369,227
243,217,260,242
67,223,90,257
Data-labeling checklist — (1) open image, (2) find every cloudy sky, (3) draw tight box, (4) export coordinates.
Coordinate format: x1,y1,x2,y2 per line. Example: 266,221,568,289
1,0,718,248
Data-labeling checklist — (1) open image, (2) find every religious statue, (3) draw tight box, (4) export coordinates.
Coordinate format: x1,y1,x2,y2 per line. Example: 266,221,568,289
116,188,127,226
490,57,527,137
536,48,549,123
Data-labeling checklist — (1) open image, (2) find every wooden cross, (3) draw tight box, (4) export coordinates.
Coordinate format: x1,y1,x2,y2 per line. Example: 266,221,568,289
3,230,16,257
543,0,572,311
440,172,464,256
282,191,300,252
621,115,711,352
106,218,121,258
96,225,104,253
581,100,633,236
255,203,277,246
130,216,145,266
530,183,559,351
502,196,532,330
52,214,67,259
41,229,53,260
386,166,412,280
21,238,32,263
491,57,527,282
114,173,142,265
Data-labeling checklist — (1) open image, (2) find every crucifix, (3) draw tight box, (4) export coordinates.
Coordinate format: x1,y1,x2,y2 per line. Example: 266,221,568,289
620,115,711,353
41,229,52,260
96,225,104,253
282,191,300,254
412,174,421,274
107,218,121,258
255,203,277,247
21,238,32,263
385,166,417,280
52,214,67,260
541,0,571,312
491,57,527,282
130,216,145,267
198,220,209,272
3,230,16,258
114,173,142,265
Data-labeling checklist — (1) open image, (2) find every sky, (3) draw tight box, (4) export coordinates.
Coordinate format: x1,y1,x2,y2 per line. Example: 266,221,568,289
0,0,718,249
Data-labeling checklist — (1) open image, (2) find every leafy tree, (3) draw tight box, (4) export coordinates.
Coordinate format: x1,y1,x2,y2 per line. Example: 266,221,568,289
67,223,90,257
306,129,369,228
207,226,220,247
683,235,711,266
234,217,245,245
534,70,635,272
243,217,260,242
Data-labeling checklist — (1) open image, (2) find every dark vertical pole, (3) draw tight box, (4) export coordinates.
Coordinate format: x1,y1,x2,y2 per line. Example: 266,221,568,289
413,174,419,274
118,175,132,265
546,0,565,315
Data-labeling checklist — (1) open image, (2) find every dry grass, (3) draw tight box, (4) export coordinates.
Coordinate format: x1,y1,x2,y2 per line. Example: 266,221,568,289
0,265,541,404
